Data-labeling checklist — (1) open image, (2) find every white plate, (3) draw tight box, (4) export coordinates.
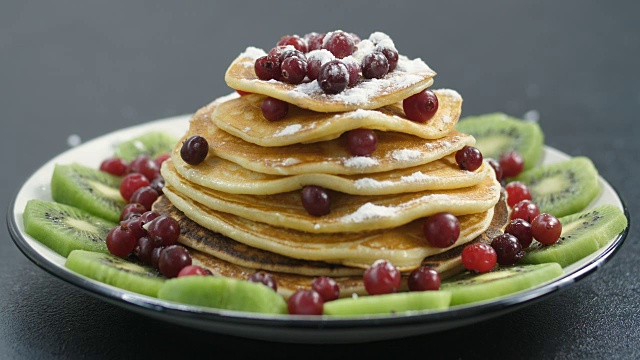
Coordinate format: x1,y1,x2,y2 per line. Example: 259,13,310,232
7,115,630,344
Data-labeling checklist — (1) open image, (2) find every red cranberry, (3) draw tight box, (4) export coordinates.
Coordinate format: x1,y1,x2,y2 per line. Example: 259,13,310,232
531,213,562,245
180,135,209,166
304,32,325,52
423,213,460,248
248,271,277,292
106,226,137,258
301,186,331,217
403,89,439,123
311,276,340,301
505,181,532,207
500,151,525,178
504,218,534,248
361,52,389,79
178,265,207,277
407,266,441,291
317,60,349,94
322,31,355,59
120,173,150,202
158,245,192,278
490,234,525,265
346,129,378,156
261,97,289,121
288,290,324,315
455,146,483,171
461,243,497,273
100,157,129,176
510,199,540,223
363,260,401,295
277,35,307,53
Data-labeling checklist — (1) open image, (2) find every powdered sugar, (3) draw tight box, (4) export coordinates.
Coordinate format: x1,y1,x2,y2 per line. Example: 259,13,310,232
274,124,302,137
392,149,423,162
344,156,379,169
340,202,399,223
241,46,267,60
354,178,394,190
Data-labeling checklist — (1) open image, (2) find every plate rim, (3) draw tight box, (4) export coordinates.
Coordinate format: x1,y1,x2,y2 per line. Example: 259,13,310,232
6,115,631,342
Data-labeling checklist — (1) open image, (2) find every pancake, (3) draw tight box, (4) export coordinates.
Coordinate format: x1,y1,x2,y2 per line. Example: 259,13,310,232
211,89,461,146
162,186,496,271
162,161,501,234
189,107,475,176
224,44,436,113
171,149,491,196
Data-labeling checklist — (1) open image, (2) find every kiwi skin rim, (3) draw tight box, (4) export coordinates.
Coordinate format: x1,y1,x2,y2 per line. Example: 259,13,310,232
7,190,629,335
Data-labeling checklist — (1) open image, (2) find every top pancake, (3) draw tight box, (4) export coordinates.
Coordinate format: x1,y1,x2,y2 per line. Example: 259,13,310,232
224,46,436,113
211,89,462,146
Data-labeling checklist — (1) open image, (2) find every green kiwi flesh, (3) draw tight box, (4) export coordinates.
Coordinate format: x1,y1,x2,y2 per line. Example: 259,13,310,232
23,199,116,257
157,276,288,314
440,263,563,306
323,290,451,316
514,156,600,217
51,163,126,223
65,250,165,297
521,204,627,267
456,112,544,171
114,131,178,162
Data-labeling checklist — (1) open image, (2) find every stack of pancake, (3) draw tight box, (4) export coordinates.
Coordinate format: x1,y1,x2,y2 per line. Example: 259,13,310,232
156,41,507,299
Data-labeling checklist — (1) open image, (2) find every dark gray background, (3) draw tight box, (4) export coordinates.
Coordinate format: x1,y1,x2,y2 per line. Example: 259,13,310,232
2,1,639,358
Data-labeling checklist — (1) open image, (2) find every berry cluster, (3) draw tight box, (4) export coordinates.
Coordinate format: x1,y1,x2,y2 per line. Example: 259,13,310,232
254,31,399,96
460,166,563,274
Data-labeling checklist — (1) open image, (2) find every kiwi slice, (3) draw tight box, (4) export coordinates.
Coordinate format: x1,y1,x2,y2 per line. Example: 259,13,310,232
114,131,178,162
51,163,126,223
65,250,165,297
440,263,563,306
323,291,451,316
23,199,116,257
456,113,544,171
157,276,288,314
514,156,600,217
521,204,627,267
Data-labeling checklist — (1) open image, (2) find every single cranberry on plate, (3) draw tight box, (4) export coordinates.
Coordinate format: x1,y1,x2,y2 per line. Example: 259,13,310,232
106,225,137,258
180,135,209,165
177,265,207,277
486,158,504,182
100,157,129,176
531,213,562,245
363,260,401,295
135,236,162,265
129,155,160,180
407,266,441,291
119,173,150,202
403,89,439,123
248,271,278,292
505,181,532,207
311,276,340,301
510,199,540,223
455,145,483,172
423,212,460,248
288,290,324,315
261,97,289,121
158,245,192,278
146,215,181,247
490,233,525,265
120,202,147,221
461,243,497,273
504,218,534,248
499,151,525,178
128,186,159,212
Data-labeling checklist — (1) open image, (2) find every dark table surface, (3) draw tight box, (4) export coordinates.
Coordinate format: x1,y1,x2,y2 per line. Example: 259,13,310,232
2,1,639,358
